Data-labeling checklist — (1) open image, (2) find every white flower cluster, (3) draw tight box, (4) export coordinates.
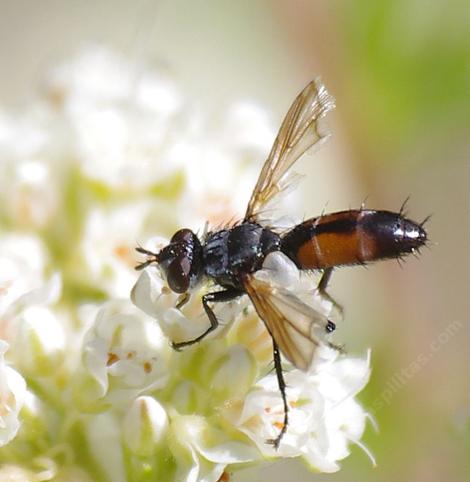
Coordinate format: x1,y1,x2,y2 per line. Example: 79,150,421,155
0,46,373,481
132,250,374,477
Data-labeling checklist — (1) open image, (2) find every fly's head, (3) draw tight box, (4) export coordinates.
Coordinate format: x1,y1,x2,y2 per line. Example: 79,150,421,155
136,229,203,294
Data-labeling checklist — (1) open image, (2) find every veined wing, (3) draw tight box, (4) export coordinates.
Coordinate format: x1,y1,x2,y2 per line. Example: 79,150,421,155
244,79,335,222
244,275,330,371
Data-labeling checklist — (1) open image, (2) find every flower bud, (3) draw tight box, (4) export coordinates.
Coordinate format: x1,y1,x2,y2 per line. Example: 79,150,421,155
0,234,48,316
0,465,37,482
122,396,168,456
12,305,66,375
204,345,257,400
0,340,27,446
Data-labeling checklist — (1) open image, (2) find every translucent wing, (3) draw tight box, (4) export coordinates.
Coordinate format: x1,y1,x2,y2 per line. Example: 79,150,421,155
244,275,330,371
245,79,335,222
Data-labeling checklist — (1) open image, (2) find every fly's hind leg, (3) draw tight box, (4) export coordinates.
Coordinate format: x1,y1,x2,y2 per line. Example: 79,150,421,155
171,288,243,350
317,268,344,326
267,340,289,449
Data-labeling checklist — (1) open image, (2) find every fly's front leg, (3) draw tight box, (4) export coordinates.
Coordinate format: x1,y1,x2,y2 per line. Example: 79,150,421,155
317,267,343,324
176,292,191,309
171,288,243,351
267,340,289,449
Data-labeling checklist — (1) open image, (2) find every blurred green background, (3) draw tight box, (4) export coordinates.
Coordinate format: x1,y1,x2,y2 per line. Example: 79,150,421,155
1,0,468,480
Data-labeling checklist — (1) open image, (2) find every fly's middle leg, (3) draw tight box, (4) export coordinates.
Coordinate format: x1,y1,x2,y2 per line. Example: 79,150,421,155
171,288,243,350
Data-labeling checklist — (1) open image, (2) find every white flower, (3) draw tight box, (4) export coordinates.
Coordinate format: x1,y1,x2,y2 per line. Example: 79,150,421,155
3,272,65,375
176,102,274,228
80,300,170,406
302,349,373,471
1,159,59,228
0,101,68,230
0,234,49,317
0,465,38,482
170,414,258,482
47,46,182,115
236,346,373,472
0,340,27,446
46,46,184,190
81,203,151,298
10,305,66,376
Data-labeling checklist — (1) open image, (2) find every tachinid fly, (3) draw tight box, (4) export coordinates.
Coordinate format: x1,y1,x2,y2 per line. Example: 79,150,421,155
136,79,428,448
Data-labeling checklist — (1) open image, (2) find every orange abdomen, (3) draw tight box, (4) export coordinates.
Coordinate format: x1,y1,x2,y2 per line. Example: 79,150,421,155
281,209,426,270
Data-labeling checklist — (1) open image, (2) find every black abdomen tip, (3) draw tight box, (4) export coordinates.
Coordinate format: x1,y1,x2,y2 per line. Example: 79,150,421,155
361,210,428,259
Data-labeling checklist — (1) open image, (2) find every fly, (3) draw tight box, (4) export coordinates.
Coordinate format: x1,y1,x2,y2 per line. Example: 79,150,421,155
136,79,428,448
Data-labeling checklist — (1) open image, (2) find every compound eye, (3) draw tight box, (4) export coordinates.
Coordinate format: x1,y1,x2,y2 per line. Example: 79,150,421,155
171,228,194,244
167,255,191,293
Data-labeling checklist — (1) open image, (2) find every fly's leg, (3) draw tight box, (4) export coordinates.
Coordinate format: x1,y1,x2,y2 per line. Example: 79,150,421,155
317,267,344,324
171,288,243,350
267,340,289,449
176,292,191,309
317,267,333,292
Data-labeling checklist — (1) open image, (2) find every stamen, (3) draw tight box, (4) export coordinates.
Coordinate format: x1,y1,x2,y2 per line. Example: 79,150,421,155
350,438,377,467
106,352,119,366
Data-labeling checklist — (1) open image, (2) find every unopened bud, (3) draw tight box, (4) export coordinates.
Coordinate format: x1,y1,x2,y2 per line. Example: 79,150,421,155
13,306,66,375
122,396,168,456
0,340,26,446
205,345,257,400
